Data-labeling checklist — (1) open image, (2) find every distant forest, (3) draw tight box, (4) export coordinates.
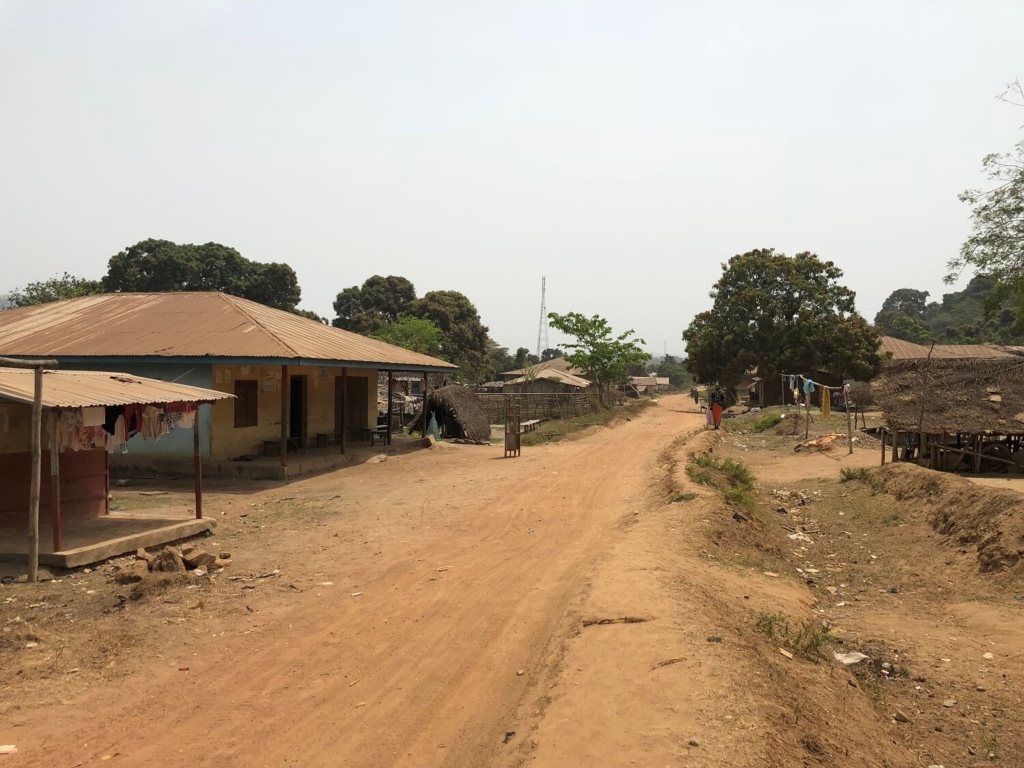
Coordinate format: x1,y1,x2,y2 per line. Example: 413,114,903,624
874,277,1024,345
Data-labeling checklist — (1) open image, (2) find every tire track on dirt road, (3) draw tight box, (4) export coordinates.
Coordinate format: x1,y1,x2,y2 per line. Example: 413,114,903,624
11,397,701,768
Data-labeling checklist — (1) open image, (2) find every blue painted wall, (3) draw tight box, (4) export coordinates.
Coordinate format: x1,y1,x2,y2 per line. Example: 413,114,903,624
60,362,214,461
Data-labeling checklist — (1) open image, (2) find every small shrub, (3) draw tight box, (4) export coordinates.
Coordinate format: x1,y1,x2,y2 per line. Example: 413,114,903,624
839,466,872,483
671,492,699,503
751,413,783,433
801,733,824,755
723,488,757,511
755,611,786,638
753,611,833,661
881,512,902,527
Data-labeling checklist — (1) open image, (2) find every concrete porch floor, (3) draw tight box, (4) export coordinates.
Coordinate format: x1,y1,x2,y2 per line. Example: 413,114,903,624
0,508,214,569
211,436,426,480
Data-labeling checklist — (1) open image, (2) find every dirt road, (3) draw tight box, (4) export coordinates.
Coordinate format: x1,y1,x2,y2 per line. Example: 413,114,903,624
6,397,703,767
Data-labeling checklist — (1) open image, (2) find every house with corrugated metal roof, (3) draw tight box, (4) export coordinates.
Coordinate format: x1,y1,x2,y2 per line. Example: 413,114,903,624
0,293,457,477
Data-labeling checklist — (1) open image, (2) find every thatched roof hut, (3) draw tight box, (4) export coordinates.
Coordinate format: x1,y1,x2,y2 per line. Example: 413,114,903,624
424,385,492,442
873,357,1024,434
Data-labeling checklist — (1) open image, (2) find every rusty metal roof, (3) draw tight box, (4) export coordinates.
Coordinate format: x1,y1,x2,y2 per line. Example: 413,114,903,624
504,369,592,388
879,335,1012,361
0,368,234,408
0,293,457,370
501,357,585,378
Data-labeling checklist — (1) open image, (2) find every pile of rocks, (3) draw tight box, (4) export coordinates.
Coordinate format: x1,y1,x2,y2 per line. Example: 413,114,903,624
114,544,231,584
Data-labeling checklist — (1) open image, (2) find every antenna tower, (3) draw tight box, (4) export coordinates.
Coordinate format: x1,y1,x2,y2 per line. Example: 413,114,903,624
536,276,549,358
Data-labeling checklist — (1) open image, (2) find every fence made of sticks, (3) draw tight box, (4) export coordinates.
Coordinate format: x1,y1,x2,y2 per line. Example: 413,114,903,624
477,392,594,423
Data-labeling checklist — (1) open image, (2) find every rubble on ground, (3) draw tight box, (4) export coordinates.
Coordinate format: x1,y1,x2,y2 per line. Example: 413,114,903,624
110,544,230,584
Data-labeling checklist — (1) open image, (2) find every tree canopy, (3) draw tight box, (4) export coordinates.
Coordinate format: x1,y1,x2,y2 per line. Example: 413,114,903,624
370,316,443,356
540,347,564,362
8,272,103,307
947,80,1024,301
332,276,417,335
547,312,649,392
103,238,301,310
406,290,491,382
513,347,540,369
874,277,1024,345
656,355,690,388
683,248,881,386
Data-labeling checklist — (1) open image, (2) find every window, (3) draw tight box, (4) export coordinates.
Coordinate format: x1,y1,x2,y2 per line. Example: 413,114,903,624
234,380,258,428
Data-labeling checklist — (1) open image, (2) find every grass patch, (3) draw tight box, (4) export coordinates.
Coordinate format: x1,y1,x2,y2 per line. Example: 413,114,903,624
687,453,754,489
521,400,654,446
750,413,783,432
671,492,699,503
686,453,756,510
753,611,834,661
839,466,872,483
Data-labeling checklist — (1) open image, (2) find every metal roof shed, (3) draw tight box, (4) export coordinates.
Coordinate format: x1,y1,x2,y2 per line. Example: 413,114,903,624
0,362,233,579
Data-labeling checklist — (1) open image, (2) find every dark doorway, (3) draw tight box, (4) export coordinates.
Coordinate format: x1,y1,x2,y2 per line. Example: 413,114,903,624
289,375,307,446
344,376,369,439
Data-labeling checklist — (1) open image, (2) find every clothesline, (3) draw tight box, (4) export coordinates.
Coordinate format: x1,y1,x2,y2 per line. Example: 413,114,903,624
49,401,198,454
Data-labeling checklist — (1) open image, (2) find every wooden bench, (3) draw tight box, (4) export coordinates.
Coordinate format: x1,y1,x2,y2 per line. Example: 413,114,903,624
362,426,389,446
521,419,541,433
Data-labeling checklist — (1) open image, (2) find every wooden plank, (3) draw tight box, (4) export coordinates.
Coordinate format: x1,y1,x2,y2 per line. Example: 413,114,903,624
0,356,58,369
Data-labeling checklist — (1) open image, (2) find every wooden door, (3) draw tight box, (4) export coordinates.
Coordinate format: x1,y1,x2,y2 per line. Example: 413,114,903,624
345,376,369,438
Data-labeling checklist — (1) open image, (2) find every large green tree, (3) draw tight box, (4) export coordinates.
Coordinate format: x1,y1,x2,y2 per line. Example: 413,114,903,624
370,316,443,356
546,312,649,397
332,275,417,334
657,355,690,387
407,290,491,382
541,347,564,361
8,272,103,307
683,249,881,387
103,238,301,310
947,80,1024,302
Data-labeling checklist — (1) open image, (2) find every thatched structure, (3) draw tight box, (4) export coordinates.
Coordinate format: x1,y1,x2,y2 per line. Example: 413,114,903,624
873,357,1024,434
423,385,491,442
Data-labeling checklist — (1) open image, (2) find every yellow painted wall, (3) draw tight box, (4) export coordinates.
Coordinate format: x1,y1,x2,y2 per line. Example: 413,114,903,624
208,364,377,460
0,402,32,454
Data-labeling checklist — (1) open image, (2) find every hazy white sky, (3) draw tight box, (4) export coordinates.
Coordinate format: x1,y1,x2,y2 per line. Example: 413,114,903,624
1,1,1021,356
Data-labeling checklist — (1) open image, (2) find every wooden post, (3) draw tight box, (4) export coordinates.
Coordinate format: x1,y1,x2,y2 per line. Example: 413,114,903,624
340,367,348,455
280,364,289,467
193,406,203,519
804,389,810,440
845,390,853,455
422,371,429,428
49,411,62,553
974,435,982,474
28,366,43,583
880,428,887,466
386,370,394,446
892,430,899,463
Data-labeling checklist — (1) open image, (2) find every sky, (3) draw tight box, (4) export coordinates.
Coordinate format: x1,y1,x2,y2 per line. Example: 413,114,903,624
1,1,1022,357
